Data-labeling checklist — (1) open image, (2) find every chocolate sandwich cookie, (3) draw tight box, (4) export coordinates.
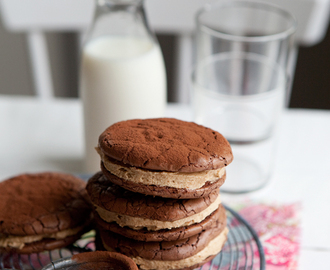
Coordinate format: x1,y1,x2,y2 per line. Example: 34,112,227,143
86,172,222,232
100,162,226,199
97,118,233,199
0,172,92,254
99,215,228,270
70,251,138,270
94,204,226,242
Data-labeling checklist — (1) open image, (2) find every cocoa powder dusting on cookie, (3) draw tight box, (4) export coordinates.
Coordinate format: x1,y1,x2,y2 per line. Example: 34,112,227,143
99,118,233,172
0,173,91,237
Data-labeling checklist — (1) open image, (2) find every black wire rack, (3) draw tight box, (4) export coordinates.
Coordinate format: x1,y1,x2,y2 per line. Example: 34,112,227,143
209,205,266,270
0,205,265,270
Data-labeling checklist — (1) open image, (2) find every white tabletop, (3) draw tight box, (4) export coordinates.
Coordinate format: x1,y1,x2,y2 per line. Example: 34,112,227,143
0,95,330,268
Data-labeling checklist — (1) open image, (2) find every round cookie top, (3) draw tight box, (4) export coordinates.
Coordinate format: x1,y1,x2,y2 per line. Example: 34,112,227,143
98,118,233,172
0,172,92,236
71,251,138,270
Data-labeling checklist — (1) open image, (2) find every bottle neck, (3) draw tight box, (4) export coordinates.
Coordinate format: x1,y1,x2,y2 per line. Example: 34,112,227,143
96,0,143,10
95,0,145,22
86,0,155,43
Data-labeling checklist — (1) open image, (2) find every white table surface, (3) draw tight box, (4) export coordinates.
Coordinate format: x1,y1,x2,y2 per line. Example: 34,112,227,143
1,95,330,268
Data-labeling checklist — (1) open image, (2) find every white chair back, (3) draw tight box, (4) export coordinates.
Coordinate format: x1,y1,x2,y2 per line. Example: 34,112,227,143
0,0,329,101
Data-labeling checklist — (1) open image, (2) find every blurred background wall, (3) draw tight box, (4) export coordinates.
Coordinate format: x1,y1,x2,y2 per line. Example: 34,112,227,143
0,6,329,109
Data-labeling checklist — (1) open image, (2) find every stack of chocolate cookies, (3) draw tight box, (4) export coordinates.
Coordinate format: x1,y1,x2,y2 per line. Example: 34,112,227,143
86,118,233,270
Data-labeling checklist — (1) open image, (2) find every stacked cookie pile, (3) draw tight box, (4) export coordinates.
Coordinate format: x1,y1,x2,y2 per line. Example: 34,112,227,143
86,118,233,270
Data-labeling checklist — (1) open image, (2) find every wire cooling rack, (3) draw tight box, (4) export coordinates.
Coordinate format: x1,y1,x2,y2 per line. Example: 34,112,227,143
207,205,266,270
0,205,265,270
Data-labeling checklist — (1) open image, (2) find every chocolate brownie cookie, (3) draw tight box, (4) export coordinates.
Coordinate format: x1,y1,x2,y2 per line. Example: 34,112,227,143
86,172,221,231
100,162,226,199
99,214,228,270
71,251,138,270
94,204,226,242
97,118,233,198
0,172,92,254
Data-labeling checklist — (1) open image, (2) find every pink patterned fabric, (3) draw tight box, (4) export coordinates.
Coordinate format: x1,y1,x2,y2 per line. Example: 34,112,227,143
237,202,301,270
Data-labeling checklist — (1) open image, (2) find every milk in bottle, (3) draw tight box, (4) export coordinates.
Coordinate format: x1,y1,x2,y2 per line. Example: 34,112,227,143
80,0,167,173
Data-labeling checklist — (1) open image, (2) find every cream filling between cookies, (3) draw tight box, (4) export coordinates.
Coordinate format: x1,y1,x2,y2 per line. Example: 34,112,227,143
97,147,226,189
103,227,229,270
95,195,221,231
0,225,85,249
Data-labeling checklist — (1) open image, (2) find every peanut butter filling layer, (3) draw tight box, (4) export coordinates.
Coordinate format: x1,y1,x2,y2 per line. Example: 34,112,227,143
95,195,221,231
0,225,85,249
103,227,228,270
97,147,226,189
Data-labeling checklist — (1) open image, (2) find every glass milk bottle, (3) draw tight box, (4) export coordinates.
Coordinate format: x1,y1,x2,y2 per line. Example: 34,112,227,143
80,0,167,173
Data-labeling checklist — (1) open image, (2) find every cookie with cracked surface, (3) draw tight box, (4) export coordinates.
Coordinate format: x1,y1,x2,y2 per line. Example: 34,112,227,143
0,172,93,254
97,118,232,198
94,203,226,242
99,214,228,270
98,118,233,172
71,251,139,270
86,172,222,232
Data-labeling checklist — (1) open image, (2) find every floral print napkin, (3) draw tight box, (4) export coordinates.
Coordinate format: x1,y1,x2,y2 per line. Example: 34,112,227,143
232,201,301,270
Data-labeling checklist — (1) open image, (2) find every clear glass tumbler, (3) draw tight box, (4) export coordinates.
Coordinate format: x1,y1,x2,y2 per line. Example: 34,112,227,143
193,52,286,193
195,0,296,103
193,1,296,193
